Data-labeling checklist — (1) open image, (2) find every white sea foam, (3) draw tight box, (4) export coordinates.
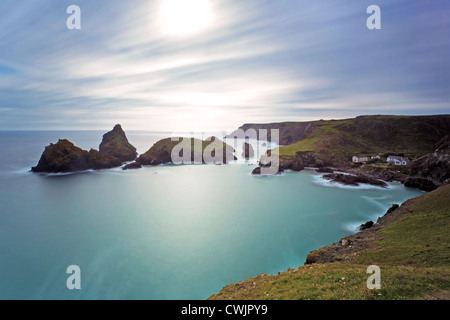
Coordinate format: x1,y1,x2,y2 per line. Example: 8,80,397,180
311,173,392,190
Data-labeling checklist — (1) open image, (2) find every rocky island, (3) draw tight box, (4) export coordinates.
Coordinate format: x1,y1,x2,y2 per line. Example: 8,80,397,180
99,124,137,162
135,136,237,167
242,142,254,159
32,127,238,173
32,124,137,173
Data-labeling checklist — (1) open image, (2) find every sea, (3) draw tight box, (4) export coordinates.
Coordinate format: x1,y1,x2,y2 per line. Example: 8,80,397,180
0,130,423,299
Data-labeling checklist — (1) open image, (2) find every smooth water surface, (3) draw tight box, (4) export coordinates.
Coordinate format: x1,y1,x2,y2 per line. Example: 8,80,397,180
0,131,423,299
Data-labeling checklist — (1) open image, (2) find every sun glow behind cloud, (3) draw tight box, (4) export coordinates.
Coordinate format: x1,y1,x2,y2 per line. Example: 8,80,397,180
0,0,449,130
157,0,214,37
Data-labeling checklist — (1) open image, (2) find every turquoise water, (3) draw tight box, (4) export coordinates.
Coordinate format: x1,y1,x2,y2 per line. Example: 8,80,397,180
0,131,423,299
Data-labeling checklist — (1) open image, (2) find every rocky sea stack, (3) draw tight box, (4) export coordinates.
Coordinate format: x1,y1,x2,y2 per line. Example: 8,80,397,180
99,124,137,162
242,142,254,159
32,139,92,173
32,125,136,173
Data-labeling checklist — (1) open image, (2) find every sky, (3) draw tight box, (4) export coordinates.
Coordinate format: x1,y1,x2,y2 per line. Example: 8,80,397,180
0,0,449,131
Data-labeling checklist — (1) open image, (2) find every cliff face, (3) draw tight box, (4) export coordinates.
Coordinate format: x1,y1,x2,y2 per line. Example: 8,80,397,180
99,124,137,162
226,121,313,146
410,136,450,184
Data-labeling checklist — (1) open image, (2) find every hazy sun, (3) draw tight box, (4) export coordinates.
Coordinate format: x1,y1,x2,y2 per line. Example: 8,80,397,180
158,0,214,37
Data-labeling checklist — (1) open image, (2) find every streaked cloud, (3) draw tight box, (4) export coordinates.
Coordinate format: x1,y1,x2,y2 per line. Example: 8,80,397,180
0,0,448,130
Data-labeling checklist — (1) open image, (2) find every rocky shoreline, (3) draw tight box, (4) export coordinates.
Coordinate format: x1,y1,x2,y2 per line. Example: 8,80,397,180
209,184,450,300
31,123,449,194
304,203,404,265
251,153,445,191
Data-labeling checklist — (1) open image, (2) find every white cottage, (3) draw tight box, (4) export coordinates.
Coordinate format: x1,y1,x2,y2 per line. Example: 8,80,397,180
352,155,369,163
387,156,410,165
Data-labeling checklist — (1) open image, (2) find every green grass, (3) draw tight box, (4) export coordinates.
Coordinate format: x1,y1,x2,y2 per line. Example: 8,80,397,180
273,136,320,158
355,186,450,267
209,185,450,300
271,115,450,163
210,264,450,300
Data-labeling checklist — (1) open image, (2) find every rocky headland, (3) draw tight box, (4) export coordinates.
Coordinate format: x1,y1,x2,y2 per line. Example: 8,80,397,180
250,132,449,191
99,124,137,162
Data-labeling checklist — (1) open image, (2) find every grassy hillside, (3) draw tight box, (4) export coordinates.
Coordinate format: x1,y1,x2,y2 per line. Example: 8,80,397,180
209,184,450,300
260,115,450,164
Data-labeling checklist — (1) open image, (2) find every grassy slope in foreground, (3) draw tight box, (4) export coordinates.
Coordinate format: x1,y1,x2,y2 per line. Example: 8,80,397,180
209,184,450,300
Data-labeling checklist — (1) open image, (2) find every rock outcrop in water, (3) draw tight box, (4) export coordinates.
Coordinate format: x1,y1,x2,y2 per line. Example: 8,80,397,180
137,136,237,166
322,173,388,188
122,162,142,170
32,125,136,173
32,139,93,173
88,148,123,170
252,153,284,175
31,139,124,173
404,177,437,192
242,142,254,159
99,124,137,162
316,167,334,173
252,151,305,175
359,221,374,231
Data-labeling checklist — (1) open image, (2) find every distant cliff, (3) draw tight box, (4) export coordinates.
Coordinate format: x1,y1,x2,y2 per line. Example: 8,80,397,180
226,121,314,146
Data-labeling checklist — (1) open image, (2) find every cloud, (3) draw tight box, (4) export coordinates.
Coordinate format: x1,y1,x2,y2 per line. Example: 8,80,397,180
0,0,448,130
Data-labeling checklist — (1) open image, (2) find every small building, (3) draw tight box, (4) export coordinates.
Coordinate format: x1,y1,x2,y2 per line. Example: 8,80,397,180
387,156,410,166
352,155,369,163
